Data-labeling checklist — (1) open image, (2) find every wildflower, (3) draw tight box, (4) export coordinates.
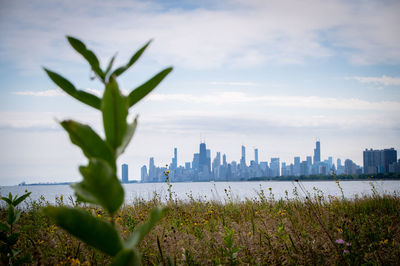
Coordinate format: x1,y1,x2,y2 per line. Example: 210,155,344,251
379,239,389,245
337,228,343,233
346,242,351,246
343,250,349,254
335,238,345,244
268,187,272,191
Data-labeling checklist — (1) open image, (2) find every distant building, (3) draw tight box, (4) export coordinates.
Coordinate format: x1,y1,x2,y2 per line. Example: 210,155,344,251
313,140,321,164
122,164,128,183
171,147,178,170
240,145,247,167
254,148,258,165
344,159,360,175
270,158,280,177
140,165,147,182
363,148,398,174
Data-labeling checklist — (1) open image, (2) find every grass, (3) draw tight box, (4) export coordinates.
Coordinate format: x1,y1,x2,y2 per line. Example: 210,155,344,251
1,184,400,265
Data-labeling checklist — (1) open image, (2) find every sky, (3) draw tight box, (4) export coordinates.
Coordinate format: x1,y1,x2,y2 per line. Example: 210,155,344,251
0,0,399,185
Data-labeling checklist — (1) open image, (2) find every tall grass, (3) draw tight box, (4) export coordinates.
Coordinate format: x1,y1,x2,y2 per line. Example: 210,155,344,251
1,184,399,265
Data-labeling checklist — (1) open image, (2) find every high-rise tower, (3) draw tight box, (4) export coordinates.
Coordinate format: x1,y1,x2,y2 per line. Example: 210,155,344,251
122,164,128,183
254,148,258,165
313,140,321,164
199,142,210,173
241,145,246,167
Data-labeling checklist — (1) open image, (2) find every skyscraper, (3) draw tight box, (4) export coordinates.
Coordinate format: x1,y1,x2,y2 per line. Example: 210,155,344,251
199,143,210,173
171,147,178,170
149,157,155,180
270,158,280,177
313,140,321,164
294,156,300,176
140,165,147,182
122,164,128,183
241,145,246,167
364,148,398,174
254,148,258,165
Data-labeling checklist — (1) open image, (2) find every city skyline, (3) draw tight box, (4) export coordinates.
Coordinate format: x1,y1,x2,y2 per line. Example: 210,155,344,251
1,1,399,185
119,140,399,182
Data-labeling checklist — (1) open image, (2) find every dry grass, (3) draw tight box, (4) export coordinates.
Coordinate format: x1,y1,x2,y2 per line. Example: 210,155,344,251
1,184,400,265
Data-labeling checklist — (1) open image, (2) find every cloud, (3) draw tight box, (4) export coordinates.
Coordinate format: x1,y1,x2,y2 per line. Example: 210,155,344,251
13,89,64,97
348,75,400,86
147,92,400,111
13,88,103,97
1,0,399,72
209,81,259,86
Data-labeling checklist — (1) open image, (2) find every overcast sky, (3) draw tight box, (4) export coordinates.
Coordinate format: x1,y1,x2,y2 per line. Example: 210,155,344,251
1,0,399,185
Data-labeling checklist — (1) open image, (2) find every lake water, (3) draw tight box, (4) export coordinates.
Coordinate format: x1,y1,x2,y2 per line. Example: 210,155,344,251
1,180,400,205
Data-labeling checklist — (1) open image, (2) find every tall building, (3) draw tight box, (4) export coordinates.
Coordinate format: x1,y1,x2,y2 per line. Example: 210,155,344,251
171,147,178,170
240,145,246,167
149,157,155,180
270,158,280,177
364,148,398,174
140,165,147,182
294,156,300,176
122,164,128,183
313,140,321,164
383,148,397,173
223,154,227,166
192,153,199,171
254,148,258,165
198,143,210,173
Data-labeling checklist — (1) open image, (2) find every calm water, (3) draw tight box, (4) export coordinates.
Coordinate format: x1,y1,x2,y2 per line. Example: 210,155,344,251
1,180,399,205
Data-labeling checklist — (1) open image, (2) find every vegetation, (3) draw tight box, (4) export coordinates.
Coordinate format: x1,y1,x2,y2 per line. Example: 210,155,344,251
42,36,172,265
0,192,31,265
247,172,400,181
0,185,399,265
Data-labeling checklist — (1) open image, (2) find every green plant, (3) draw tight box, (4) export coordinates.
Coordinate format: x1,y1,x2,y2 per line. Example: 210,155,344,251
43,36,172,265
0,191,31,265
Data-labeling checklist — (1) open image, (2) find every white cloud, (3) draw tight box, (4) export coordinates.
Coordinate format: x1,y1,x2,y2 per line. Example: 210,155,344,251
348,75,400,86
209,81,259,87
148,92,400,111
13,88,103,97
1,0,399,72
13,89,64,97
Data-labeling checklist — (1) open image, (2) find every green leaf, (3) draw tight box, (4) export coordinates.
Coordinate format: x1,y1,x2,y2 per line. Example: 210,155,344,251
111,249,141,266
116,116,138,157
43,68,101,109
44,206,123,256
128,67,173,107
78,159,124,215
61,120,116,169
102,77,128,150
125,206,166,249
70,182,98,205
111,40,151,78
7,233,20,246
7,205,15,225
66,36,105,81
1,197,12,205
13,210,22,225
0,222,9,232
105,53,117,78
12,192,31,206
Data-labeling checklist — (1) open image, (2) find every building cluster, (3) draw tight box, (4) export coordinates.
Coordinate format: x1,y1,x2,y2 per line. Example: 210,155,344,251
363,148,399,174
123,141,400,183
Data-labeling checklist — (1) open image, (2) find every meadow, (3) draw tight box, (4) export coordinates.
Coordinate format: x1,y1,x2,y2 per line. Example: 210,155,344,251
1,181,399,265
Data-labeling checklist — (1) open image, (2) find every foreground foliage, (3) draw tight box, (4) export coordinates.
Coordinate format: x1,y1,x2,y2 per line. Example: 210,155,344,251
42,36,172,265
1,190,399,265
